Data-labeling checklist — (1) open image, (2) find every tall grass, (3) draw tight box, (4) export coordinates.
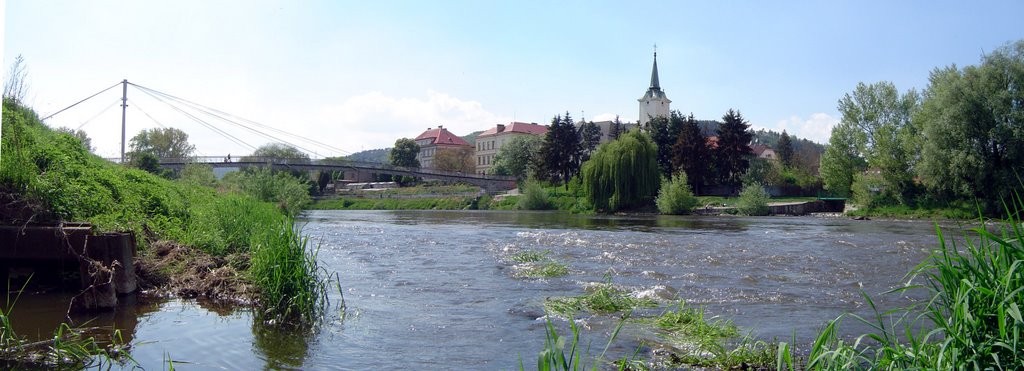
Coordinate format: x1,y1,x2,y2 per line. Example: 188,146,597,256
802,195,1024,370
250,219,329,324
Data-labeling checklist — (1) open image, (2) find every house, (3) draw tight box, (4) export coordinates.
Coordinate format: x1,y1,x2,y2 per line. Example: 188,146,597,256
751,144,777,160
414,125,473,169
474,122,548,174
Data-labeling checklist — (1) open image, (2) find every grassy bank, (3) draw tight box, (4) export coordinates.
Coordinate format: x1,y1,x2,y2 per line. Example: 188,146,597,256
845,201,977,220
1,99,326,327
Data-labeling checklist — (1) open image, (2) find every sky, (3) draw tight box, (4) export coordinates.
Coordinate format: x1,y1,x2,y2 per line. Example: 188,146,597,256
3,1,1023,158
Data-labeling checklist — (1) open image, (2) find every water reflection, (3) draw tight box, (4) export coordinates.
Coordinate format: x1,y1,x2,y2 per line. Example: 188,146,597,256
252,320,315,370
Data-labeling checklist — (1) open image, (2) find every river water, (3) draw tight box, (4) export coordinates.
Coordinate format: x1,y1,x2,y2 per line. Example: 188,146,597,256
10,210,950,369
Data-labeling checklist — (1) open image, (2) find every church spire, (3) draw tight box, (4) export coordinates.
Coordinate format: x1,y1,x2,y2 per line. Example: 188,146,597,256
650,49,661,90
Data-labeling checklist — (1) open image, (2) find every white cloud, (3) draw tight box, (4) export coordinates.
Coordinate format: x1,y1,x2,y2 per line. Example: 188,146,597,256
771,113,838,144
314,90,511,154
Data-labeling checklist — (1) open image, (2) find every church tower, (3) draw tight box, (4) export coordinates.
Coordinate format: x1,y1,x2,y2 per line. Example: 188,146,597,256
638,49,671,126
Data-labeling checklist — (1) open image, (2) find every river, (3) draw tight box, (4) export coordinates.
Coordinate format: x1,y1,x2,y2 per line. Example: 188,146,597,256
9,210,949,369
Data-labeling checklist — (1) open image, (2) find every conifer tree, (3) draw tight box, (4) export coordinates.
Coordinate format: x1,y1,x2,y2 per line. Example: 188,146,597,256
777,130,794,167
714,109,753,187
671,113,710,194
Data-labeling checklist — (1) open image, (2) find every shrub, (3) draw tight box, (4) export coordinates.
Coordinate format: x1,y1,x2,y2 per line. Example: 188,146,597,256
517,180,550,210
735,183,770,216
656,172,697,215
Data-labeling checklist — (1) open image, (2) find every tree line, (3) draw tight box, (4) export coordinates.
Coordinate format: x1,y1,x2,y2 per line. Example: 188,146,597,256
820,40,1024,213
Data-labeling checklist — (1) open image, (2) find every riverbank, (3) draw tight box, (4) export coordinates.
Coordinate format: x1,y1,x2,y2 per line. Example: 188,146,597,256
0,98,328,367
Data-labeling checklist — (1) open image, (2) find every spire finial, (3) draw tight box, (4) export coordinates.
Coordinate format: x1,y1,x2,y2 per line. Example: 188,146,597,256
654,43,657,57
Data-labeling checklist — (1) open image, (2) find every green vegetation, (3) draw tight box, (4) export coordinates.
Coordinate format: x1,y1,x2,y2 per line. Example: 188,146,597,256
735,183,770,216
491,134,543,182
530,316,631,371
656,172,697,215
536,113,583,187
221,168,312,217
518,180,551,210
0,98,327,324
800,199,1024,370
821,40,1024,215
0,280,132,368
581,130,659,212
507,250,569,278
544,280,656,318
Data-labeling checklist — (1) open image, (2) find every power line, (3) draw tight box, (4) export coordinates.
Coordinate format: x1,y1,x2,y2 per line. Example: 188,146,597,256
134,86,257,151
41,81,122,121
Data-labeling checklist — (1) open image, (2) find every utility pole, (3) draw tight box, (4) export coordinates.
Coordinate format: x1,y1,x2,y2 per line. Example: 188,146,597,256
120,79,128,163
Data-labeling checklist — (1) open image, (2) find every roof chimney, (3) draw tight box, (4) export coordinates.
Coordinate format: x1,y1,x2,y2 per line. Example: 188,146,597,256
497,124,505,133
438,125,444,129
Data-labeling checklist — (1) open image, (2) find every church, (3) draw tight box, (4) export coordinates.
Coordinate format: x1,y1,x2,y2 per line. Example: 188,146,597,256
638,50,671,126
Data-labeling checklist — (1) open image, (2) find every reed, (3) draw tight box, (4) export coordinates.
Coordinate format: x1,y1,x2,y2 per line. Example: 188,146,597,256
249,219,329,324
803,194,1024,370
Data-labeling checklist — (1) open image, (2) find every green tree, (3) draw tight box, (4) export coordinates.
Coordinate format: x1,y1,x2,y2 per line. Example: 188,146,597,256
128,127,195,160
537,113,582,188
735,183,771,216
714,109,753,187
491,134,542,182
388,138,420,168
645,112,683,178
608,115,623,141
820,81,919,203
247,143,310,161
670,113,710,194
578,120,602,163
820,123,865,197
915,40,1024,206
178,163,217,187
581,130,659,212
56,127,92,152
777,130,794,168
656,172,697,215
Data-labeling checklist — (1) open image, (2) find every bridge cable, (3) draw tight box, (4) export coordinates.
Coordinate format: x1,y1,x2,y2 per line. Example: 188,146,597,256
131,84,326,157
41,81,122,121
128,83,351,156
133,86,257,151
74,99,122,131
129,83,338,156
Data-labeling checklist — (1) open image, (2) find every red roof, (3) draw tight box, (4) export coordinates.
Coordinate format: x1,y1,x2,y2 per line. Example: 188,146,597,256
415,127,471,147
478,122,548,137
706,136,719,149
751,144,771,156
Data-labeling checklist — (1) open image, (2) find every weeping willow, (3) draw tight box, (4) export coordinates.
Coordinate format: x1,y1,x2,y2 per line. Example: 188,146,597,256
581,130,659,212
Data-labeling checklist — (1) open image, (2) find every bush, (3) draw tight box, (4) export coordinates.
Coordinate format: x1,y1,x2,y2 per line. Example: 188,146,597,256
656,172,698,215
517,180,550,210
735,183,770,216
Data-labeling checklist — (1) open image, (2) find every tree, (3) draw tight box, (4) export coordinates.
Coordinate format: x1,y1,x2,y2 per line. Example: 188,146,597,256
433,146,474,173
389,138,420,168
128,127,195,161
3,55,29,103
179,163,217,187
915,40,1024,206
578,120,602,162
608,115,623,141
645,112,683,178
819,81,920,203
714,109,753,187
777,130,794,168
536,113,582,188
247,142,310,161
491,134,542,182
581,130,659,212
57,127,93,152
670,113,710,194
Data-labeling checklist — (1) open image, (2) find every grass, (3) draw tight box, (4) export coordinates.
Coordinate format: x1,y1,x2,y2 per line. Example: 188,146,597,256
507,250,570,278
790,195,1024,370
528,314,634,371
0,278,134,369
544,279,656,318
1,98,328,323
845,202,977,219
646,301,779,369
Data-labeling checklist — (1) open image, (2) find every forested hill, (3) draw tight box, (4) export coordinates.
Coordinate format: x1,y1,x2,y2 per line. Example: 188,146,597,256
696,120,823,154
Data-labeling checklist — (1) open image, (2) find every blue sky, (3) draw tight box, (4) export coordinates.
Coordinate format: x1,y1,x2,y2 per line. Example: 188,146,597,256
3,1,1023,158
